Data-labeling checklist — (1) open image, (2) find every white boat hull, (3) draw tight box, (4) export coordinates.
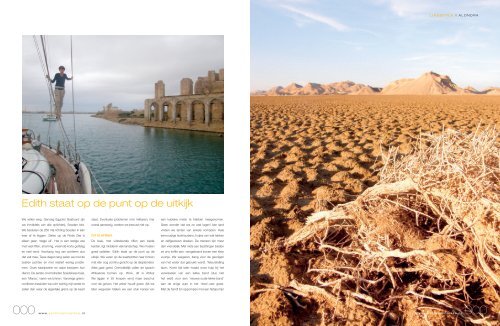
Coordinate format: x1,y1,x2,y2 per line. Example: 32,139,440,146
43,115,57,121
78,162,93,194
22,147,52,194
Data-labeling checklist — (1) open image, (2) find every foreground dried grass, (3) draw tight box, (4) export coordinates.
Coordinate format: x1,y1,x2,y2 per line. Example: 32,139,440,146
253,128,499,325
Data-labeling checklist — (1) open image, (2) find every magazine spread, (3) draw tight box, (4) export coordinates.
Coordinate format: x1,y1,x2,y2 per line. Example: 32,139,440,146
1,0,499,325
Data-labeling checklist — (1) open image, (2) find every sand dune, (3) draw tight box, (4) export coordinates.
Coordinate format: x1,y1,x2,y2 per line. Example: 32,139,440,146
299,83,324,95
252,71,500,96
266,86,284,96
381,71,460,94
485,87,500,95
462,85,480,94
350,85,378,95
282,83,303,93
254,80,379,96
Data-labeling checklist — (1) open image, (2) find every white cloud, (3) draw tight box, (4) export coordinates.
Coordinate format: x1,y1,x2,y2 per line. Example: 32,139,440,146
374,0,500,17
373,0,437,17
403,55,433,61
474,0,500,8
280,4,349,31
402,53,459,62
476,26,492,33
465,42,488,49
262,0,315,4
435,32,462,45
434,31,489,49
402,53,500,66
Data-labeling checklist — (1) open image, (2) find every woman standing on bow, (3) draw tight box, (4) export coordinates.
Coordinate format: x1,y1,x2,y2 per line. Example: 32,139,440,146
47,65,72,119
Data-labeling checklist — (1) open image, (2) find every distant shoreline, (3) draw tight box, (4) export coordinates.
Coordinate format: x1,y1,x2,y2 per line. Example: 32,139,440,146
92,114,144,126
22,111,97,114
92,112,224,135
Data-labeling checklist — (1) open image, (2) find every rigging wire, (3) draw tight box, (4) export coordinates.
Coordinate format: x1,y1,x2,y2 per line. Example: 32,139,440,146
70,36,77,153
67,36,105,194
45,36,53,147
35,35,76,162
33,36,55,144
33,35,106,194
33,36,55,103
40,36,52,89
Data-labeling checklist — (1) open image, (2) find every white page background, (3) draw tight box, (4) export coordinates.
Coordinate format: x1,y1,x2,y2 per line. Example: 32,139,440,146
0,1,250,325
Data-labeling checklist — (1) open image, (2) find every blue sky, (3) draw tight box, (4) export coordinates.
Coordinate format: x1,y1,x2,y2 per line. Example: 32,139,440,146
251,0,500,91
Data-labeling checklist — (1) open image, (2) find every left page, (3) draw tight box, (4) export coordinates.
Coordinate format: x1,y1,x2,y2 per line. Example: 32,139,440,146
0,1,249,325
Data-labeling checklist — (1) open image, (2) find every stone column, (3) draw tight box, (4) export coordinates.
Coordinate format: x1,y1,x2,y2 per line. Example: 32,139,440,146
159,104,164,122
204,100,211,126
155,105,160,122
221,100,224,120
171,100,177,124
186,101,192,123
144,100,150,121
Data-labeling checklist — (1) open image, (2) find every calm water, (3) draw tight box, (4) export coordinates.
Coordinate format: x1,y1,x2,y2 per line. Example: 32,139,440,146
22,114,224,194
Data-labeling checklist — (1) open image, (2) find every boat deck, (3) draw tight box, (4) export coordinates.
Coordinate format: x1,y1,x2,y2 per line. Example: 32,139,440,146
40,146,82,194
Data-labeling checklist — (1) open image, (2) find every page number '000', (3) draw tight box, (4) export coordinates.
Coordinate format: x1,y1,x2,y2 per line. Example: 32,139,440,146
12,305,35,315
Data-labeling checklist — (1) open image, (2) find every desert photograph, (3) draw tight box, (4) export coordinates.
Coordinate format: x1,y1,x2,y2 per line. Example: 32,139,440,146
250,1,499,325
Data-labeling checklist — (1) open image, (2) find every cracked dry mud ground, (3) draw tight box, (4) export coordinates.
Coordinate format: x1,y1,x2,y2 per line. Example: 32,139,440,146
250,95,500,325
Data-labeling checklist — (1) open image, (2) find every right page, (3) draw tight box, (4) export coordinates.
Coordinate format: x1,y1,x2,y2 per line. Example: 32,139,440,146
250,1,499,324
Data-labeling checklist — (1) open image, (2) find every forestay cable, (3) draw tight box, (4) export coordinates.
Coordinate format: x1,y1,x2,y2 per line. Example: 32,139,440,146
33,35,106,193
70,36,77,153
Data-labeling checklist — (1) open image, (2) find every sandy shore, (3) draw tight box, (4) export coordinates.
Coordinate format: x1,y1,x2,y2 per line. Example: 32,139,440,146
93,112,224,134
250,95,500,325
92,113,144,126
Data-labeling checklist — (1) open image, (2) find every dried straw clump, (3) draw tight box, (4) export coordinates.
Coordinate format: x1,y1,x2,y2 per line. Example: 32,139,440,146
284,127,499,325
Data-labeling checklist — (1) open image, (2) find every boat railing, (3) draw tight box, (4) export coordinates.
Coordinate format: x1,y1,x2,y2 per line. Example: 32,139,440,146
88,168,106,194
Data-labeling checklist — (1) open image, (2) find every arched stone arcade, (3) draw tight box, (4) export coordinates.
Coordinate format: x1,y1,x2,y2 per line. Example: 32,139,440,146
209,98,224,122
192,100,205,123
148,101,159,121
144,71,223,131
160,101,169,121
145,93,223,133
145,96,223,125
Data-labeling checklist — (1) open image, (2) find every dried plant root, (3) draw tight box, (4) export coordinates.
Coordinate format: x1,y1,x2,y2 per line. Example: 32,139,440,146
284,127,500,325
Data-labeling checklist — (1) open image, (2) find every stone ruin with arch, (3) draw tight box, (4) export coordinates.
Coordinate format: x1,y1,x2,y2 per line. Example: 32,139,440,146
144,69,224,133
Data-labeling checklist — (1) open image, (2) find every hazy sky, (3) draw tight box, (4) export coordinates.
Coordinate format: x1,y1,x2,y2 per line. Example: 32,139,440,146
251,0,500,91
23,35,224,112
